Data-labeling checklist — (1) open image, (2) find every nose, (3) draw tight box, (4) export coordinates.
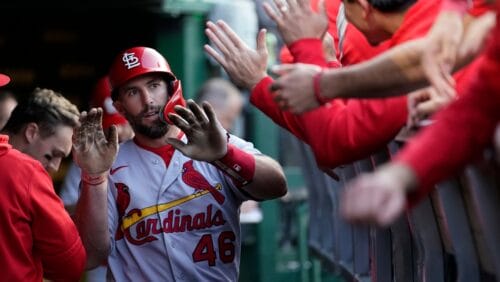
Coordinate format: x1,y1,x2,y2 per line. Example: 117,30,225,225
140,89,154,105
46,158,62,174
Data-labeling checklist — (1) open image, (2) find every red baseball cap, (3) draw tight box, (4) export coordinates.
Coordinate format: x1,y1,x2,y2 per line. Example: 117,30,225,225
0,73,11,87
91,76,128,129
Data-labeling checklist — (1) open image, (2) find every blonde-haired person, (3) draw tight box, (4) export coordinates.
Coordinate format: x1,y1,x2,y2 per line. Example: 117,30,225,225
2,87,80,174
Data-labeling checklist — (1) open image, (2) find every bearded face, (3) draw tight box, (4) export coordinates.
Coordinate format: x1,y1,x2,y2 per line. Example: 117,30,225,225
114,74,171,140
124,104,169,139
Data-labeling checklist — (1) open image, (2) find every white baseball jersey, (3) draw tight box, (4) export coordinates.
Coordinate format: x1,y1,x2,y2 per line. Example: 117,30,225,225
106,134,259,281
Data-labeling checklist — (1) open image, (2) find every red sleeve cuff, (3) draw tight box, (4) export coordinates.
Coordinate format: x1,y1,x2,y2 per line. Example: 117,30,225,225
441,0,468,14
250,76,274,104
327,60,342,68
288,38,329,67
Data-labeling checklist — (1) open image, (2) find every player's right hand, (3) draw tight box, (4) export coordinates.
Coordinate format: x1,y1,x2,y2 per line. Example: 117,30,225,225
72,107,118,175
166,100,228,162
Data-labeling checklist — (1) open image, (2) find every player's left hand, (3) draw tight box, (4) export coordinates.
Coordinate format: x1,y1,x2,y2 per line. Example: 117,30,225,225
340,163,416,226
270,63,322,114
166,99,228,162
406,87,455,128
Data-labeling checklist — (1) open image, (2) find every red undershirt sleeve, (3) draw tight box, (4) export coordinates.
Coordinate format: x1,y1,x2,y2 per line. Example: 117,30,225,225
251,77,408,168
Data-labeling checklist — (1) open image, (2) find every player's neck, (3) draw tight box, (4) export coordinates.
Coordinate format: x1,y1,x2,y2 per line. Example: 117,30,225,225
133,126,181,148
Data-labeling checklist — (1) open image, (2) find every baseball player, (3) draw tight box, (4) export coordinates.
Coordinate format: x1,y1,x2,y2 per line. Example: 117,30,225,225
73,47,287,281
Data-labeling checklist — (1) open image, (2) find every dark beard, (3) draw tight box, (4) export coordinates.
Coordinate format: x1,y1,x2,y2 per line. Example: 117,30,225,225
125,105,169,139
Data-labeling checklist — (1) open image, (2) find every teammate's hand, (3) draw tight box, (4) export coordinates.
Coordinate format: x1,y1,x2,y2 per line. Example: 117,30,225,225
421,11,463,99
495,124,500,165
458,12,496,66
322,33,338,63
167,100,227,162
204,20,268,90
270,63,322,113
263,0,328,45
73,108,118,174
340,163,417,226
407,87,455,128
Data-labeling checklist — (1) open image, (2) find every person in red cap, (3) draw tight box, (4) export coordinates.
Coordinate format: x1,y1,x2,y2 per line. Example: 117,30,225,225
0,74,86,281
71,46,287,281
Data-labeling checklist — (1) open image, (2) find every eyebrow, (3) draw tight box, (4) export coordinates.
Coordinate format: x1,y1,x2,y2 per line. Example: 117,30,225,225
121,78,163,92
146,78,163,85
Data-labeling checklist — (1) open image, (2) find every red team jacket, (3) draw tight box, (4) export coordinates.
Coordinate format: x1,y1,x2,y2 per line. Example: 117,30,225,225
0,135,86,281
397,0,500,206
251,0,441,168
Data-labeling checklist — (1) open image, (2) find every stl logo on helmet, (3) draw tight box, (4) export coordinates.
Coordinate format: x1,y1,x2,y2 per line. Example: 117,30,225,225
122,52,140,69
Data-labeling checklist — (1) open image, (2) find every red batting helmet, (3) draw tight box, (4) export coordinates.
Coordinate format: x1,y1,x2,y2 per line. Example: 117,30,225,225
108,46,186,124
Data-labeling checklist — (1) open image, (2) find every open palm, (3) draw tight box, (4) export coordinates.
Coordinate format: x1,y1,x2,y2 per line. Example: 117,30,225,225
72,108,118,174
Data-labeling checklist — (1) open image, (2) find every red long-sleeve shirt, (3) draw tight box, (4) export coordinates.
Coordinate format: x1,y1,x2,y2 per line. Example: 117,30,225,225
0,135,86,281
441,0,494,14
286,0,387,66
397,3,500,206
252,0,440,168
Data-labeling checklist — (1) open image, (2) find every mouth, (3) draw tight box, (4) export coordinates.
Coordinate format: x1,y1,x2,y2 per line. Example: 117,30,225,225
143,111,157,118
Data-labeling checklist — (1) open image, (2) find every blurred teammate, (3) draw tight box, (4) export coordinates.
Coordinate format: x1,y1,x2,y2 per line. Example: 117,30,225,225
341,0,500,226
2,88,80,174
0,75,85,281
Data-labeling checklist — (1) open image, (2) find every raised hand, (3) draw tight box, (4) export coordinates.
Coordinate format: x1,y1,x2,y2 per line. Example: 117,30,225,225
495,124,500,164
263,0,328,45
270,63,322,113
204,20,268,90
458,12,496,66
72,108,118,174
340,163,417,226
421,11,463,99
167,100,227,162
